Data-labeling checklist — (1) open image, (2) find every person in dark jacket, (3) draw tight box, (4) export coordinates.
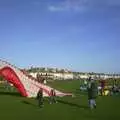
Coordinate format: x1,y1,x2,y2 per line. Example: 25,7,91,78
100,79,105,96
87,78,98,109
49,89,57,104
37,88,44,107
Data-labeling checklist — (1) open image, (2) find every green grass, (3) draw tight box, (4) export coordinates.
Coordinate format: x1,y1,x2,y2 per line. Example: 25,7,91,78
0,80,120,120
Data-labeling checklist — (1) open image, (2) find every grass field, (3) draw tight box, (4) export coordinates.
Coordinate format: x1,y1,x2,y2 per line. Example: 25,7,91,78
0,80,120,120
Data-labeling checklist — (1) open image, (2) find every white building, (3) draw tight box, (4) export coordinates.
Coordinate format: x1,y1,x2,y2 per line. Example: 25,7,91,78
52,73,73,80
29,71,120,80
29,72,74,80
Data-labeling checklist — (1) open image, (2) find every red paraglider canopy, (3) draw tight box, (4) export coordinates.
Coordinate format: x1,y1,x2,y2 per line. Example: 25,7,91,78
0,66,27,97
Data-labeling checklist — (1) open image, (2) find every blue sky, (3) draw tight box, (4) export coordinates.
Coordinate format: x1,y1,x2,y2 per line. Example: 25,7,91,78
0,0,120,73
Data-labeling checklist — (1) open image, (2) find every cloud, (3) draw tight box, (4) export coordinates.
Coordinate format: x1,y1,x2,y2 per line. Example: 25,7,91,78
48,5,66,12
47,0,120,12
48,0,88,12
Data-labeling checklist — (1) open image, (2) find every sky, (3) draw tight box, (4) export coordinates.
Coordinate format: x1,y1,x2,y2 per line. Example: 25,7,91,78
0,0,120,73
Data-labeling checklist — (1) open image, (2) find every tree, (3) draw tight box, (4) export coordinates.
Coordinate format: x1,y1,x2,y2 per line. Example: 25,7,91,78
39,67,45,72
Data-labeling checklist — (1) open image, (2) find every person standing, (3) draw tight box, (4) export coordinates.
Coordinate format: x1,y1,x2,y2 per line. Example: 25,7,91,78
49,89,57,104
37,88,44,108
87,77,98,109
100,79,105,96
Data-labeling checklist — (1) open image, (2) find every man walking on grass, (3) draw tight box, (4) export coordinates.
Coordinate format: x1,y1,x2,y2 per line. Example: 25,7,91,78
87,77,98,109
37,88,44,108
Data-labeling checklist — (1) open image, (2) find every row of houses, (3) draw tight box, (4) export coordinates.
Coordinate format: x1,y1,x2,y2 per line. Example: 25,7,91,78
29,72,120,80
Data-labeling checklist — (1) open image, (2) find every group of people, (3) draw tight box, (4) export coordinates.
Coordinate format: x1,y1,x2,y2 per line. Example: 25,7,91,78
37,77,98,109
36,77,119,110
99,79,120,96
86,77,120,109
37,88,57,108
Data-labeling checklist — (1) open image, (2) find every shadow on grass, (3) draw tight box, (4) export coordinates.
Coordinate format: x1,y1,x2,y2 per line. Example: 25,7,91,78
22,100,36,107
0,91,21,97
58,99,89,109
74,89,88,96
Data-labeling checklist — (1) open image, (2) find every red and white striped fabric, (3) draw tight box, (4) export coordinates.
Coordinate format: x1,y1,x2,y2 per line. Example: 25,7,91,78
0,59,72,98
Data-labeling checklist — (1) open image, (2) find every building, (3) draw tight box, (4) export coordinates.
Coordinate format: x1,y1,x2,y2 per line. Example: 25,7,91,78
26,67,120,80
